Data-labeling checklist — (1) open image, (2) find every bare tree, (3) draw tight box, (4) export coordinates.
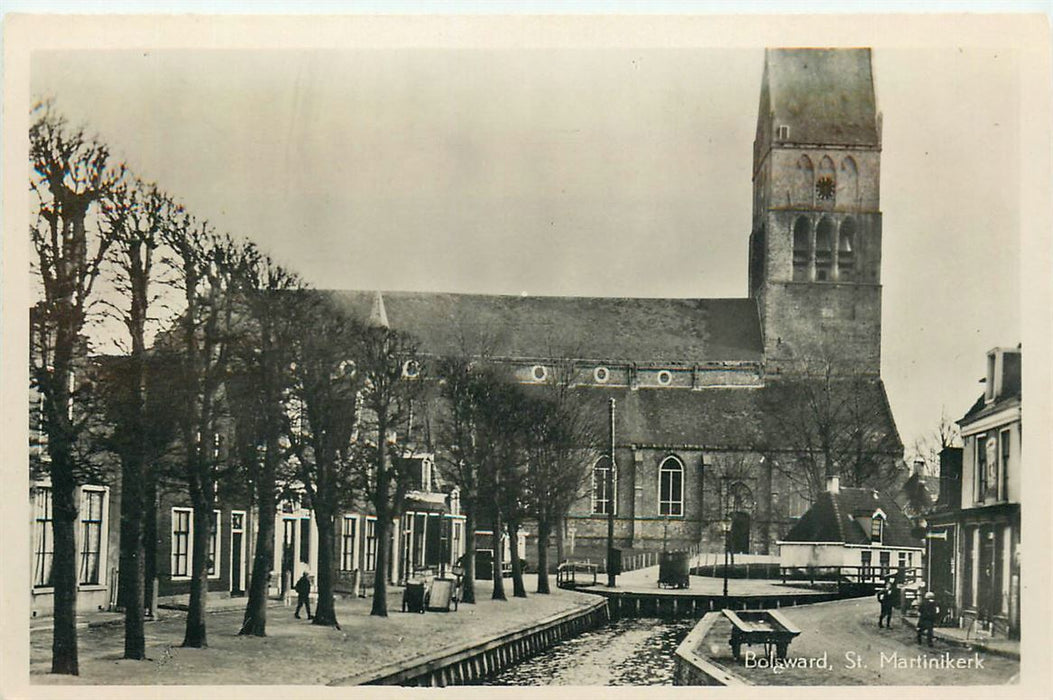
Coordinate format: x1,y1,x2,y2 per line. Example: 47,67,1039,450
285,295,363,628
29,102,123,675
525,359,602,594
227,249,305,636
98,177,172,659
761,356,904,501
351,320,426,616
159,217,243,648
908,410,963,476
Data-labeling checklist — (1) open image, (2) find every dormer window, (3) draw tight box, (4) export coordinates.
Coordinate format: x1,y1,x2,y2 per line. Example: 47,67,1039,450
870,511,885,543
776,124,790,140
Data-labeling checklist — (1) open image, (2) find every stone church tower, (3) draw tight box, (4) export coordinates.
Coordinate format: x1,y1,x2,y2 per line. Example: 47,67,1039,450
748,48,884,375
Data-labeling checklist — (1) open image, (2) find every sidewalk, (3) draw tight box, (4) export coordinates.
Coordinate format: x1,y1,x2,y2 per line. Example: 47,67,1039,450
909,615,1020,660
30,575,597,685
29,594,282,634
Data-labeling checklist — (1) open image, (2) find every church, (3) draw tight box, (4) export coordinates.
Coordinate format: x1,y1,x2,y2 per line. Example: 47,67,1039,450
328,48,904,560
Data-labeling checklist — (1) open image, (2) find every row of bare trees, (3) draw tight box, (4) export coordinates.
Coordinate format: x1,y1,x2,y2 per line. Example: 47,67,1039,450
29,102,603,675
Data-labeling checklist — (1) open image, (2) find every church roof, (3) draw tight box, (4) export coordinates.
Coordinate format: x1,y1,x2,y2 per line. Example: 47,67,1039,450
764,48,880,147
782,487,920,548
325,290,764,364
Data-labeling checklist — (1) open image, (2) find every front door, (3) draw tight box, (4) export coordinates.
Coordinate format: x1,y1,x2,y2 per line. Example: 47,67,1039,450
978,526,996,621
231,511,245,595
730,511,750,554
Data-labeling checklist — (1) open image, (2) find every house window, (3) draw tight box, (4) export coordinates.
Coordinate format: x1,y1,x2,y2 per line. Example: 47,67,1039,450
172,508,192,578
208,509,221,578
33,487,53,588
365,518,378,572
792,217,810,281
898,551,907,572
861,550,872,579
341,515,358,572
976,434,988,501
879,550,891,577
592,456,615,515
776,124,790,140
870,514,884,543
79,489,104,585
1000,428,1011,501
659,456,684,516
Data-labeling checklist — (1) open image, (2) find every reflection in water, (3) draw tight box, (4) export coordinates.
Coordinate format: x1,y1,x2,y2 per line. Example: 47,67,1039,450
483,618,696,686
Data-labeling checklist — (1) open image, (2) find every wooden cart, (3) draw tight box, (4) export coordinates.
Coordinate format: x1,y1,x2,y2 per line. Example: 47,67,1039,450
722,609,801,660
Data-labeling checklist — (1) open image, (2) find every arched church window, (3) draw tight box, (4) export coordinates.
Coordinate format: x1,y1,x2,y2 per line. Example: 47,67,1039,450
592,456,615,515
838,218,856,282
792,217,810,282
838,156,859,208
815,218,834,281
795,155,814,206
659,456,684,516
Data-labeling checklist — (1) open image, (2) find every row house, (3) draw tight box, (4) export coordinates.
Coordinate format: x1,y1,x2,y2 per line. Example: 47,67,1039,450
925,346,1021,639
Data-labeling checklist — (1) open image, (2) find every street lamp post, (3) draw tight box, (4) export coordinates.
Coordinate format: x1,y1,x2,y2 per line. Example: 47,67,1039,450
719,518,732,608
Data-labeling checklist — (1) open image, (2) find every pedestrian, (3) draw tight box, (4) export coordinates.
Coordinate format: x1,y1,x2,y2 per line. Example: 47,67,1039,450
916,591,939,646
877,579,897,628
294,569,313,620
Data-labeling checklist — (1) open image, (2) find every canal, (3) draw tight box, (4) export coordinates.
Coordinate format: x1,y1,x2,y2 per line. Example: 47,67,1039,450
482,617,697,686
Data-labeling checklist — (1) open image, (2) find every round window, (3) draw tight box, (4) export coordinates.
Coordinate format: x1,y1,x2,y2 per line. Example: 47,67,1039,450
657,370,673,386
532,365,547,381
594,366,610,383
402,360,420,378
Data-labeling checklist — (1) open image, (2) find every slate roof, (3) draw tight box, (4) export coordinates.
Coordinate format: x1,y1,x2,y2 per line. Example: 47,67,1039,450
325,290,763,364
782,486,921,548
765,48,880,147
530,381,900,453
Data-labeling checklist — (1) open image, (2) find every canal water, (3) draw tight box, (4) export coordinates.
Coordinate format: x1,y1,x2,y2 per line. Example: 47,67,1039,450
482,617,697,686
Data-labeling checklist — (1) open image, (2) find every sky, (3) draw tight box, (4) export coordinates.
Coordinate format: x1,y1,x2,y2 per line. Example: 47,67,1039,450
26,34,1032,459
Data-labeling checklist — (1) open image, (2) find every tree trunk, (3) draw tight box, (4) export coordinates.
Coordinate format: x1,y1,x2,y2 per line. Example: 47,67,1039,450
491,506,506,601
312,513,340,628
143,476,158,617
371,511,390,616
50,474,79,675
240,493,275,636
555,514,565,566
536,520,551,594
461,511,476,604
182,503,211,648
508,520,526,598
118,451,146,659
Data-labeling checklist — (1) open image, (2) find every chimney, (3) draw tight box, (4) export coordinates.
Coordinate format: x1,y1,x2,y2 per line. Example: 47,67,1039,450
912,459,926,478
826,474,840,494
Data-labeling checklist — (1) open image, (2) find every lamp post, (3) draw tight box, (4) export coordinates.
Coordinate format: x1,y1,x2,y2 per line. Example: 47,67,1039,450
606,398,617,588
719,518,732,608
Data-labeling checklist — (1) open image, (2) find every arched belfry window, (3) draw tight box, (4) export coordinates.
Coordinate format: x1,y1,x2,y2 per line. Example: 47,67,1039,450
659,456,684,516
815,218,834,281
792,217,810,282
592,456,615,515
795,154,814,206
838,218,856,281
839,156,859,208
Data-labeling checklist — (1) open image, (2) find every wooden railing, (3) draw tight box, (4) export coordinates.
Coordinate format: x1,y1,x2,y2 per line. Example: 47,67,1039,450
779,565,922,586
556,561,598,588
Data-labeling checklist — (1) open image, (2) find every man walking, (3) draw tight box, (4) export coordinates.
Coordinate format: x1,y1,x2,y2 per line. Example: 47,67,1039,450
916,591,939,646
294,569,313,620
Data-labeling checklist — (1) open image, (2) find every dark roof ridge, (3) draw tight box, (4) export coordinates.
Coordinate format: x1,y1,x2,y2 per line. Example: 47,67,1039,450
320,288,754,304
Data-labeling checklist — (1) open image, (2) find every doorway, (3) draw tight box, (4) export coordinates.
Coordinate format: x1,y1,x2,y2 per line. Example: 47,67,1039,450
730,511,750,554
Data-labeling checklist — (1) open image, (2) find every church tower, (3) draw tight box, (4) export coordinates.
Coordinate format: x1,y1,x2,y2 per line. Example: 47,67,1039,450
748,48,883,375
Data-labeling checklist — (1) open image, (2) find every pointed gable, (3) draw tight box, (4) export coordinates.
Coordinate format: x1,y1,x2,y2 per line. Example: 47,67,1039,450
782,487,921,548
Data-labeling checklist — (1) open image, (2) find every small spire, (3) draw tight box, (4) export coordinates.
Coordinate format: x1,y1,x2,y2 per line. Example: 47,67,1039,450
368,290,389,329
